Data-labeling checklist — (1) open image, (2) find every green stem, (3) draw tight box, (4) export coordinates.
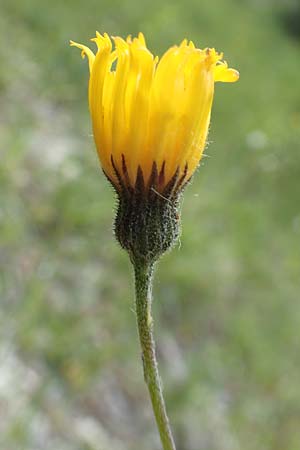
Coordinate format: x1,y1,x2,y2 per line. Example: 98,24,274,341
133,260,176,450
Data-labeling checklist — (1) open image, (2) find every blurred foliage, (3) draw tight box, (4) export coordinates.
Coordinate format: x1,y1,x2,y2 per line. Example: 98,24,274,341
0,0,300,449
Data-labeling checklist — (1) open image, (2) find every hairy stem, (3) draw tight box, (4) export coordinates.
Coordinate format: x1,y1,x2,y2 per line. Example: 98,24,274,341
133,260,176,450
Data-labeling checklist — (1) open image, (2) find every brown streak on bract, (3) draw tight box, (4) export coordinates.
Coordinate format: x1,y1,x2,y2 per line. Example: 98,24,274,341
147,161,158,191
121,154,132,189
180,175,192,193
135,166,145,196
158,161,165,190
175,162,188,193
163,167,180,198
110,155,125,193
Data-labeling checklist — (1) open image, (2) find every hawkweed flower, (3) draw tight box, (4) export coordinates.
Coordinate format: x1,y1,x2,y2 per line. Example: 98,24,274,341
71,32,238,450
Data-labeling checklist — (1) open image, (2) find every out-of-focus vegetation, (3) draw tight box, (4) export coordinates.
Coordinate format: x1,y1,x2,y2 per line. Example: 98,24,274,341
1,0,300,449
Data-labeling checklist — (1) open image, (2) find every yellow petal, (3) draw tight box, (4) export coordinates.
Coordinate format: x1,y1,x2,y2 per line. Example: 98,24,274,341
124,40,156,184
70,40,95,73
110,37,130,175
89,35,114,178
214,62,239,82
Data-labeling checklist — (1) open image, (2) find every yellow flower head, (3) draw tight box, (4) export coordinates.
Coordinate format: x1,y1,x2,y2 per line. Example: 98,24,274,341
71,32,239,194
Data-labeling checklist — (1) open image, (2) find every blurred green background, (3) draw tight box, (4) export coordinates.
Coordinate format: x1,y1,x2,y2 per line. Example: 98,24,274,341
1,0,300,449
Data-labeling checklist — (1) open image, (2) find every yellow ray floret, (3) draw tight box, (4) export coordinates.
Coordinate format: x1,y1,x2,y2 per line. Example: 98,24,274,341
70,33,239,191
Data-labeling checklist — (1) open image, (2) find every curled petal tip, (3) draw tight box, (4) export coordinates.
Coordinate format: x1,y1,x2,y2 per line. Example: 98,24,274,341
222,68,239,83
214,62,239,82
69,40,95,71
231,69,239,81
